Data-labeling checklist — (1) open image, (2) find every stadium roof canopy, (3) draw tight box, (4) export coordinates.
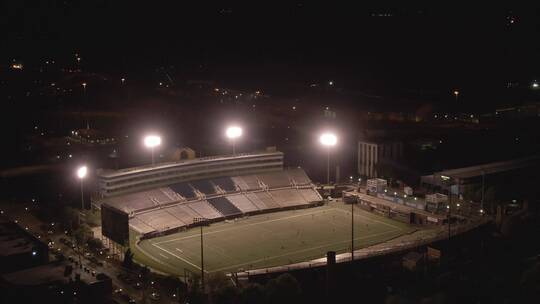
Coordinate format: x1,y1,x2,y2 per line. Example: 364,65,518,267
98,151,283,179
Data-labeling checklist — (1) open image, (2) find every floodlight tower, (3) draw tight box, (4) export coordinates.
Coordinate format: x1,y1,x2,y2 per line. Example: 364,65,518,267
77,166,87,210
144,135,161,166
225,126,242,155
319,132,337,184
193,217,208,292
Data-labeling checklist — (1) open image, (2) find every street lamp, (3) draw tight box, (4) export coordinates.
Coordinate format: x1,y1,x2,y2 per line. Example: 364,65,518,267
320,132,337,184
77,166,87,210
453,90,459,102
144,135,161,166
225,126,242,155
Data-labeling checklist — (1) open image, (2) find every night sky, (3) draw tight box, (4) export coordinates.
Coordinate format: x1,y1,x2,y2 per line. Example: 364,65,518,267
2,2,540,98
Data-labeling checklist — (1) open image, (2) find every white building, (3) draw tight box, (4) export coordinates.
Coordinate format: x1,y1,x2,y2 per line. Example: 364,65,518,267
96,151,284,197
358,140,403,178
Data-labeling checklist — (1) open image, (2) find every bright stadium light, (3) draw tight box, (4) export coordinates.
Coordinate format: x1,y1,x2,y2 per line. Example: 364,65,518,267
144,135,161,165
225,126,242,155
77,166,87,179
320,133,337,147
76,166,87,211
320,132,337,184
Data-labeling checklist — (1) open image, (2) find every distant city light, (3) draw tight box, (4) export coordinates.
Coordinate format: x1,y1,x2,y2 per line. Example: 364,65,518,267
329,81,334,86
532,82,539,88
32,251,37,256
11,63,23,70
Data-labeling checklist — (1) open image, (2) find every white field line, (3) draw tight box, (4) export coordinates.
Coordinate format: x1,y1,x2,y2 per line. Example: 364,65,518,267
153,243,206,272
159,253,169,259
155,208,335,245
211,229,401,272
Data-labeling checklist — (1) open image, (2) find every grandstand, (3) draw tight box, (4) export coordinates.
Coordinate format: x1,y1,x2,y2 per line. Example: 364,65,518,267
207,197,242,217
97,155,322,242
233,175,260,191
244,192,269,210
269,189,308,207
257,171,291,188
187,200,223,220
253,191,281,209
169,182,196,200
211,177,237,193
287,168,311,185
190,179,216,195
227,194,259,213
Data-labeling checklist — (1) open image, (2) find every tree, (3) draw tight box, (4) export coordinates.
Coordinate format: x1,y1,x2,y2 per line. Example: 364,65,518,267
265,273,301,304
239,283,265,304
214,285,239,304
61,206,79,232
74,223,91,247
207,272,231,294
123,248,134,269
87,237,103,250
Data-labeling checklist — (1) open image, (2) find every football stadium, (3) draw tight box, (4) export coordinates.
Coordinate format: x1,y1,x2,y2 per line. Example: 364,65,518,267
93,149,420,276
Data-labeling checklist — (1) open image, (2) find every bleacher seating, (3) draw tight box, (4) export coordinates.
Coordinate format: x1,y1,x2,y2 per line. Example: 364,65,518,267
244,192,269,210
129,217,155,234
114,168,323,237
299,188,323,203
269,189,307,207
169,182,196,199
233,175,260,191
105,192,156,213
190,179,216,195
207,197,242,217
287,168,311,185
211,177,237,192
146,189,175,205
137,209,184,231
187,201,222,219
257,171,291,188
227,194,259,213
254,191,281,209
164,205,198,225
160,187,184,202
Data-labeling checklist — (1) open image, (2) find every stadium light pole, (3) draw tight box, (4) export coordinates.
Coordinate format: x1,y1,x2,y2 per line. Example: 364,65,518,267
77,166,87,210
351,200,355,261
320,133,337,184
193,217,208,292
144,135,161,166
225,126,242,155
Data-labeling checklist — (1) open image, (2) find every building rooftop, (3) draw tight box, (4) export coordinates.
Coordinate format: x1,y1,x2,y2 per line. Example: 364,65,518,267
0,236,34,256
97,150,283,179
0,222,40,257
433,155,540,180
2,262,69,286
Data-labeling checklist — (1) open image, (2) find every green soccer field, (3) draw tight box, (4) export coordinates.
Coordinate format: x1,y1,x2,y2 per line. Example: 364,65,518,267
131,202,416,275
